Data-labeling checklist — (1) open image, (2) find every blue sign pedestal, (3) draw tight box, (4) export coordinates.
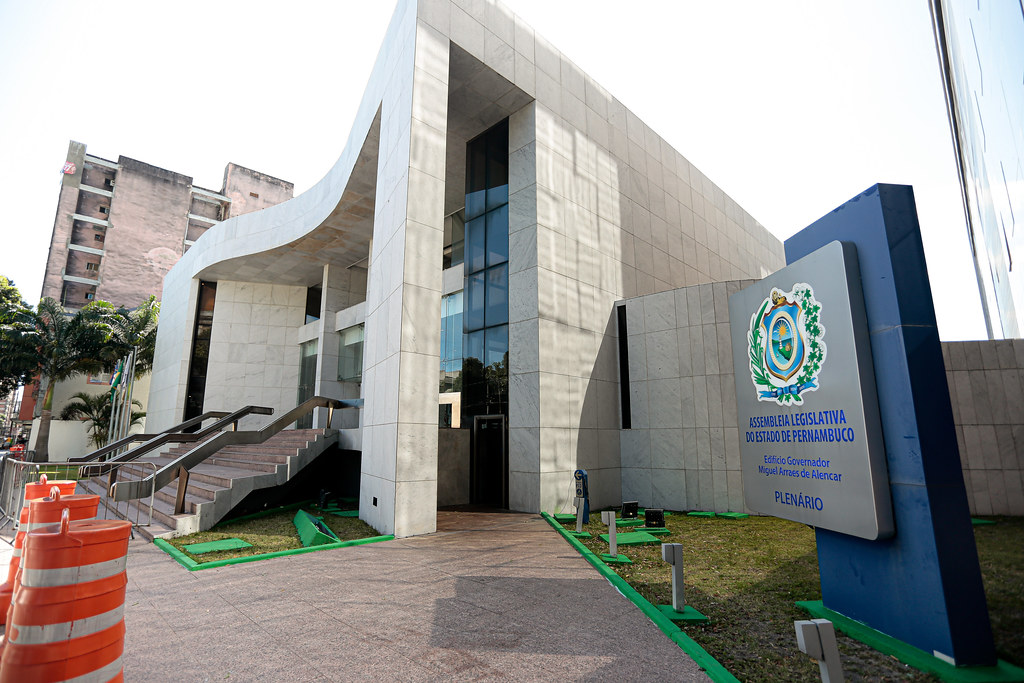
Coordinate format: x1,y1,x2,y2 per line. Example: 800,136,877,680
785,184,995,666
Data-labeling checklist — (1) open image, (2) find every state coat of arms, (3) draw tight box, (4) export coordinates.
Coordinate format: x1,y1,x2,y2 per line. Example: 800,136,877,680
747,283,825,405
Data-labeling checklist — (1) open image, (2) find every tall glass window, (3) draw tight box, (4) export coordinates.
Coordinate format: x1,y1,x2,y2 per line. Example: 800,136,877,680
184,281,217,424
443,212,465,269
296,339,318,429
440,292,464,394
338,325,364,382
462,119,509,423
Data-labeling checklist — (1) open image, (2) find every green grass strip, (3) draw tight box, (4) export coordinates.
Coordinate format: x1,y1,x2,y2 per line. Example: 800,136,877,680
796,601,1024,682
541,512,739,683
154,534,394,571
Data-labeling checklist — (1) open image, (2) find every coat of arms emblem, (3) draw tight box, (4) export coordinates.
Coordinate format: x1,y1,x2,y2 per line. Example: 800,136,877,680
747,283,825,404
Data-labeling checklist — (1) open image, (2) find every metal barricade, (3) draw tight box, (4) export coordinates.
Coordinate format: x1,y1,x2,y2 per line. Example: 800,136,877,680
0,457,156,539
0,456,42,535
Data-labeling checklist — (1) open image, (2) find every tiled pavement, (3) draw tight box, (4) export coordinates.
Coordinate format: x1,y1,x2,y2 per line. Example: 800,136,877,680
121,510,711,681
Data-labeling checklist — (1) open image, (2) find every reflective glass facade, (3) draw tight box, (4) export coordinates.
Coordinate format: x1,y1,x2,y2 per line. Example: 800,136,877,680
338,324,364,382
439,291,463,393
935,1,1024,337
183,281,217,423
462,120,509,422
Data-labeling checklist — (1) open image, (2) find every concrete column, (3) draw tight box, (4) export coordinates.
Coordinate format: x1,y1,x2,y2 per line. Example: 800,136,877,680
359,15,448,537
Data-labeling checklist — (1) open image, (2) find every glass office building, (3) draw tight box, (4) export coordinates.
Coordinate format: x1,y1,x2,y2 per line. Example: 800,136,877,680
933,1,1024,338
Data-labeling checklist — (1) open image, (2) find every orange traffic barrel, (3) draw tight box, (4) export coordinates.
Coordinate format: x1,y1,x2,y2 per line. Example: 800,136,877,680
0,512,131,683
0,476,79,623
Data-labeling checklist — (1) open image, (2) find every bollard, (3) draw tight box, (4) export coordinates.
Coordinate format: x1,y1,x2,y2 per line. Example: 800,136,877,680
661,543,685,611
601,511,617,556
795,618,844,683
0,476,78,624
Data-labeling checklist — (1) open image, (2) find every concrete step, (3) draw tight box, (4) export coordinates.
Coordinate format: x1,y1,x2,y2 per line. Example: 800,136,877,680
76,427,340,539
207,456,280,473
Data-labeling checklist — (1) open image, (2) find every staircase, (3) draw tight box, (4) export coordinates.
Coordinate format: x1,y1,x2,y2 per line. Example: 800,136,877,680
79,428,338,540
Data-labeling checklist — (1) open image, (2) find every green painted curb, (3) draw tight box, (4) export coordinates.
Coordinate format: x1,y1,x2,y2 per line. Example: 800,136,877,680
541,512,739,683
155,534,394,571
796,601,1024,682
971,518,997,526
717,512,750,519
687,511,716,518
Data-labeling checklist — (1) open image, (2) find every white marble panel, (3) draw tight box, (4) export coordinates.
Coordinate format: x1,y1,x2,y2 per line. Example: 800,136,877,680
509,371,540,429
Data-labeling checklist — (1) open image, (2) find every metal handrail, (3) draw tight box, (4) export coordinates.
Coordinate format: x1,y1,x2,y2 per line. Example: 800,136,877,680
69,409,234,463
78,405,275,478
110,396,361,506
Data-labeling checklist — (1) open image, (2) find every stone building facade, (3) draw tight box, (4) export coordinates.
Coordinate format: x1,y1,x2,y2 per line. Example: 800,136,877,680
41,141,293,311
145,0,784,537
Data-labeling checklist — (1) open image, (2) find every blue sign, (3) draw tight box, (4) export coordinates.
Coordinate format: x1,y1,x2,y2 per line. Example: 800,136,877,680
785,184,994,666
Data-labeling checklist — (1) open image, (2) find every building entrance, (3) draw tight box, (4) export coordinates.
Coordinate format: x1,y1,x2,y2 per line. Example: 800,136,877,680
471,415,507,508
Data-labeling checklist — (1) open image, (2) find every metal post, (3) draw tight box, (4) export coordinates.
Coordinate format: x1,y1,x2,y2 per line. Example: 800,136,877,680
795,619,844,682
601,510,617,556
327,405,335,429
174,466,190,515
662,543,685,611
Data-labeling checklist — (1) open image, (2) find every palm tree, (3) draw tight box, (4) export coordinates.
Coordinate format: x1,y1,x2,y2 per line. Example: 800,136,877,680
11,298,110,462
59,392,145,449
101,296,160,376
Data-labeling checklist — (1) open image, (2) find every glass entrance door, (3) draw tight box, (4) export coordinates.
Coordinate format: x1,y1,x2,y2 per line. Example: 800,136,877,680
471,414,507,508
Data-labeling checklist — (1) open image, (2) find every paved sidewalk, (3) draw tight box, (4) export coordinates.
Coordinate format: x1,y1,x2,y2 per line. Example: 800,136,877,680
122,511,711,681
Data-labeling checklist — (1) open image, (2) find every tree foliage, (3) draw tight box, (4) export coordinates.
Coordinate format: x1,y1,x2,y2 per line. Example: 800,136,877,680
0,288,160,461
59,392,145,449
0,277,37,397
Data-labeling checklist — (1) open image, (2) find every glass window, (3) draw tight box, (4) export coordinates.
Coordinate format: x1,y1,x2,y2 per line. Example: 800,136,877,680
486,184,509,213
337,325,364,382
486,205,509,267
297,339,318,428
465,216,486,274
461,118,511,425
465,329,485,364
442,212,465,269
464,271,486,332
485,325,508,367
465,190,486,221
305,286,322,324
485,264,508,327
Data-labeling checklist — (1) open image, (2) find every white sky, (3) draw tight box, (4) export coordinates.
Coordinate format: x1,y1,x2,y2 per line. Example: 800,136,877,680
0,0,988,340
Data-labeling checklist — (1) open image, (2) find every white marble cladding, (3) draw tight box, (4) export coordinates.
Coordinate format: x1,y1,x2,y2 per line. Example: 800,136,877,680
359,8,447,538
620,289,1024,518
461,0,787,516
147,275,199,430
619,281,755,513
203,281,305,429
314,264,366,430
944,339,1024,515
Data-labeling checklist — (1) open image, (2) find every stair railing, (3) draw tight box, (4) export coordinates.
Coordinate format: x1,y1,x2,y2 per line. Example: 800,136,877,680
110,396,362,513
69,409,245,463
76,405,275,481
